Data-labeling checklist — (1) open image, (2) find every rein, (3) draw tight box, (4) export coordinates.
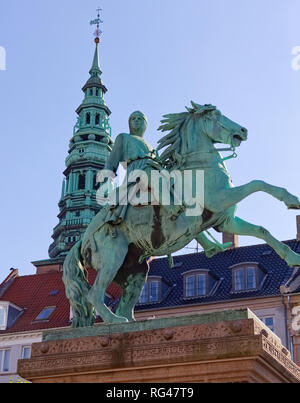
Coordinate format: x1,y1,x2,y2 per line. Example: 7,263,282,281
217,146,237,161
171,146,237,169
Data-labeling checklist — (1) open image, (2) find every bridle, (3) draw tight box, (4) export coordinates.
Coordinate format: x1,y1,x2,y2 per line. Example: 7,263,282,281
204,115,238,162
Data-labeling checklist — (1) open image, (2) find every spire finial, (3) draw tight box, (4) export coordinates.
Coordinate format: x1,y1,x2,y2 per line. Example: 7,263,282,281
90,7,103,44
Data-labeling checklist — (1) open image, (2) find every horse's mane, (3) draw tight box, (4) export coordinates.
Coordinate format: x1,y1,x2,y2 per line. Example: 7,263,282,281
157,102,216,168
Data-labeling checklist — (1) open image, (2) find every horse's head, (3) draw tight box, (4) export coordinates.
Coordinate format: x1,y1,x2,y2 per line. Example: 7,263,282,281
189,103,248,148
157,102,248,168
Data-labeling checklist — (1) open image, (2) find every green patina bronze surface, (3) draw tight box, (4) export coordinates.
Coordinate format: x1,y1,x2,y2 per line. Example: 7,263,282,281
63,102,300,327
49,39,113,260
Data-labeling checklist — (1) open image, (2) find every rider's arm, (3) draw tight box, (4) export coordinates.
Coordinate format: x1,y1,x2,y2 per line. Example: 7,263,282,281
105,133,124,175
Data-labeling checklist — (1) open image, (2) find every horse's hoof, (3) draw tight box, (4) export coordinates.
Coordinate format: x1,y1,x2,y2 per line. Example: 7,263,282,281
285,195,300,209
288,205,300,210
114,316,129,324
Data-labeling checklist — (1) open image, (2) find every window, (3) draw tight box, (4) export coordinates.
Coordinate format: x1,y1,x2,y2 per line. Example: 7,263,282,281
95,113,100,125
0,306,6,329
0,302,22,330
35,306,56,321
184,273,207,298
78,173,86,190
139,279,160,304
233,266,257,291
86,113,91,125
22,346,31,359
93,171,100,190
260,316,275,332
0,349,10,372
96,88,99,96
66,236,78,244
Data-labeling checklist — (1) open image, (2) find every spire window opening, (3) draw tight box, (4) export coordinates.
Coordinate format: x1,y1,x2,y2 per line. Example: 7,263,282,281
86,113,91,125
95,113,100,126
93,171,100,190
78,173,86,190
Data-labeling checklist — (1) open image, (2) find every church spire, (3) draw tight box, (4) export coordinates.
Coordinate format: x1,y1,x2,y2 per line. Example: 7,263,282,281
48,9,113,260
82,8,107,98
89,9,103,77
89,41,101,77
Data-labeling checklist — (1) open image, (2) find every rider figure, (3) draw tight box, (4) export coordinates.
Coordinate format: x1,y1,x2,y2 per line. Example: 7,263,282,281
100,110,183,223
97,110,231,257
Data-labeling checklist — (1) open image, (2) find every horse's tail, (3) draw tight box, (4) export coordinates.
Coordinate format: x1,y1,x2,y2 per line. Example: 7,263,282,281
62,240,96,328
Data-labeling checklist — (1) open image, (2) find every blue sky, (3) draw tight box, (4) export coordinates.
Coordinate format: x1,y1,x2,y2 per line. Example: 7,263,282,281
1,0,300,277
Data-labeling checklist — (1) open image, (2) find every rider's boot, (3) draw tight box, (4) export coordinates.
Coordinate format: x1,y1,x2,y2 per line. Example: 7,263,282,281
168,204,186,221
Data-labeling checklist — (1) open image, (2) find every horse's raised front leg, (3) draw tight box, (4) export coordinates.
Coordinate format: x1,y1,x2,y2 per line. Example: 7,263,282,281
87,229,129,324
209,180,300,212
217,216,300,268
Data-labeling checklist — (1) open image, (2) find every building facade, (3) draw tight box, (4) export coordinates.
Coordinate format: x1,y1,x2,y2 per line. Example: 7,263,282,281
1,233,300,381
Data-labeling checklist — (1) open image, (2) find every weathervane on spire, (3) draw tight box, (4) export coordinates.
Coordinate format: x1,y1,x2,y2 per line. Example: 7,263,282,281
90,7,103,44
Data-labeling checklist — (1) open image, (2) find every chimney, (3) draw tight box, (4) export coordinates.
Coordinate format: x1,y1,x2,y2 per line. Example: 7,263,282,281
32,259,63,275
297,216,300,241
222,232,239,249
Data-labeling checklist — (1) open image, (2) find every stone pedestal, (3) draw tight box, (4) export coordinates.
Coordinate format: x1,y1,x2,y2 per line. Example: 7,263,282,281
18,309,300,383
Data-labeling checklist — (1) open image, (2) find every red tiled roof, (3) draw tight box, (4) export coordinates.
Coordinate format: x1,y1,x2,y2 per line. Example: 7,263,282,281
0,269,122,334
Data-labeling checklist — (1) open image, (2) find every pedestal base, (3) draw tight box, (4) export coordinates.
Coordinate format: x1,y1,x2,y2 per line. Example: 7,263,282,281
18,309,300,383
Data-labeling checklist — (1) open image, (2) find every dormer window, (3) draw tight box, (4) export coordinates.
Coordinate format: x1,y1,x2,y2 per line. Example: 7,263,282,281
0,306,6,330
182,269,220,299
234,267,256,291
138,277,161,304
0,302,23,330
185,273,206,297
183,271,208,298
231,263,267,292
